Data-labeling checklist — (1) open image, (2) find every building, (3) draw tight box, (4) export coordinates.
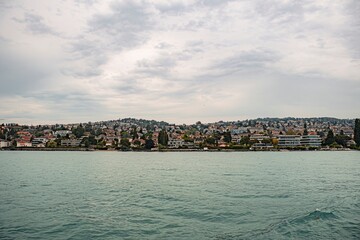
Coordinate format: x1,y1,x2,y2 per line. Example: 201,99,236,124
278,135,322,148
54,130,72,137
250,134,270,142
168,139,184,148
250,143,274,150
17,141,32,147
32,138,48,147
277,135,301,147
61,139,82,147
231,134,241,144
300,135,322,147
0,139,10,148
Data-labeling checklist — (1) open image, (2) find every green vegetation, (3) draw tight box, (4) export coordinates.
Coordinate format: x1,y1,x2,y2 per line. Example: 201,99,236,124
355,119,360,147
158,129,168,146
324,130,335,145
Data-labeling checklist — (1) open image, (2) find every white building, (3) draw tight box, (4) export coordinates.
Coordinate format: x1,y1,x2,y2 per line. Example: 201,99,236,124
300,135,322,147
32,138,48,147
54,130,72,137
61,139,82,147
0,139,10,148
278,135,322,147
17,141,32,147
231,134,242,143
250,134,270,142
168,139,184,148
278,135,301,147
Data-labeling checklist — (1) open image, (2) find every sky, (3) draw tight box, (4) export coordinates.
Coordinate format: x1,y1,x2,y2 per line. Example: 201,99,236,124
0,0,359,125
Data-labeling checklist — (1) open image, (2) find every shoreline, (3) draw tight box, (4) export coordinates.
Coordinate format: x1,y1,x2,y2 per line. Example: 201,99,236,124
0,148,355,152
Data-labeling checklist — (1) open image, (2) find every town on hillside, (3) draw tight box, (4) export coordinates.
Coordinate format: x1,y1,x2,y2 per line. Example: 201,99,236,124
1,117,360,151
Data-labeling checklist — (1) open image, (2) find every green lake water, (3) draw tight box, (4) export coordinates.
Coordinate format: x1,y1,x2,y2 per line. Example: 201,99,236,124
0,151,359,239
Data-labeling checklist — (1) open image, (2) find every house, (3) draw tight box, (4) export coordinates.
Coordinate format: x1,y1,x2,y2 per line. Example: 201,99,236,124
231,134,241,143
17,141,32,147
32,138,48,147
0,139,10,148
16,131,32,142
346,140,356,147
54,130,72,137
168,139,184,148
61,139,81,147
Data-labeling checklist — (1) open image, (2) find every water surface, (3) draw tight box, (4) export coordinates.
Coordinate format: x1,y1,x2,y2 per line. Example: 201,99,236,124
0,151,359,239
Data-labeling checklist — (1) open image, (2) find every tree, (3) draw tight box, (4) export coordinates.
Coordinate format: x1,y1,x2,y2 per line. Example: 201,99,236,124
145,139,155,149
324,130,335,145
223,131,232,143
88,135,97,145
205,137,216,145
46,140,57,148
73,125,85,138
240,135,250,145
133,139,141,147
131,127,138,140
303,123,308,136
158,129,168,146
120,138,130,149
355,118,360,147
286,130,296,135
182,134,192,142
335,134,351,147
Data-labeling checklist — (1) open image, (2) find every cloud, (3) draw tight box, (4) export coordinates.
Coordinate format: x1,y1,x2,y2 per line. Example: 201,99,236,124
88,0,154,49
206,49,281,78
0,0,359,124
13,13,59,35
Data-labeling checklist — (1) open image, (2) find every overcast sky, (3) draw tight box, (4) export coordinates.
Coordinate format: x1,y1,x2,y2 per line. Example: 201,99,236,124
0,0,359,124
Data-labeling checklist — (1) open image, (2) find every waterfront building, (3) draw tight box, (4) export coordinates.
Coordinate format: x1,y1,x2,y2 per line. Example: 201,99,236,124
250,143,274,150
0,139,10,148
16,141,32,147
250,134,270,142
300,135,322,147
60,139,82,147
32,138,48,147
168,139,185,148
277,135,301,147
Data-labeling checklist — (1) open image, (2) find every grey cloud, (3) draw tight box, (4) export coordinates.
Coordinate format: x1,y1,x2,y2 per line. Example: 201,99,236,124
186,40,204,47
74,0,98,5
30,91,108,119
0,35,10,43
253,0,312,24
153,0,235,14
13,13,58,35
62,39,107,78
88,0,153,49
136,55,177,78
0,49,50,95
113,78,143,95
62,0,155,78
60,67,103,78
208,49,281,77
253,73,360,116
343,0,360,59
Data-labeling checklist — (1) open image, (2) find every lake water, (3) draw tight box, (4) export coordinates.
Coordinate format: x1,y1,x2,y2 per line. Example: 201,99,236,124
0,151,359,239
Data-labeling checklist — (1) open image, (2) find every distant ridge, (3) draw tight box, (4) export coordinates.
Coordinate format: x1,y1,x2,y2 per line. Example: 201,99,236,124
2,117,355,127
